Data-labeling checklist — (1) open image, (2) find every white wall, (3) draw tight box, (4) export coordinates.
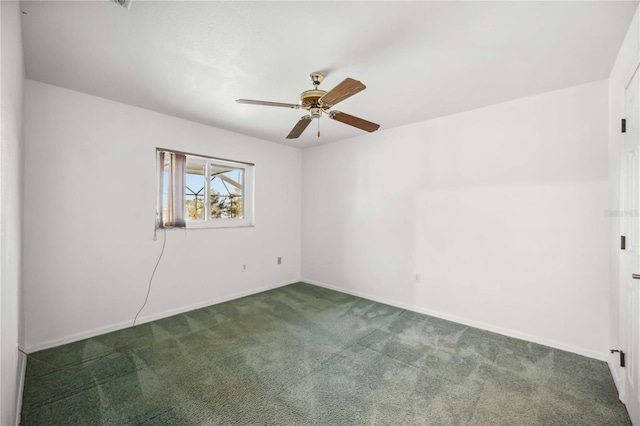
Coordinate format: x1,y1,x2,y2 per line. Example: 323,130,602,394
23,81,301,351
1,1,25,425
608,7,639,391
302,80,610,359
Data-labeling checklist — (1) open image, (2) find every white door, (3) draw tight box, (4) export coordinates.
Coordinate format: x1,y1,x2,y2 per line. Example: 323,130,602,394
621,67,640,425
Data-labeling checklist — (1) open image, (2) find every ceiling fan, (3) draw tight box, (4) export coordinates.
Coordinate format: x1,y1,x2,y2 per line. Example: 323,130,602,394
236,73,380,139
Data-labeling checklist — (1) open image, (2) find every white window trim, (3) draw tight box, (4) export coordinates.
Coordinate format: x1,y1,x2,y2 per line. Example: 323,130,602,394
157,148,255,229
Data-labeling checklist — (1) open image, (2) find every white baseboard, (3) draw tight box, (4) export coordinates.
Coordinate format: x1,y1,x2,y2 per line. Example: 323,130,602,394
304,279,607,362
15,350,26,426
24,278,606,362
23,279,298,353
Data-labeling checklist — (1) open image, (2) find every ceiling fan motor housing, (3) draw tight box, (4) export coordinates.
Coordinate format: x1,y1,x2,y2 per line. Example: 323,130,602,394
300,90,327,109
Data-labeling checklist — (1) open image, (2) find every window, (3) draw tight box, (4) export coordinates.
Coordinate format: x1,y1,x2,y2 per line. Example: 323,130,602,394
157,149,254,229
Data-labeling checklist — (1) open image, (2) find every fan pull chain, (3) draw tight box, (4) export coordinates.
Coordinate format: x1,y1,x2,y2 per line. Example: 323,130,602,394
317,117,320,138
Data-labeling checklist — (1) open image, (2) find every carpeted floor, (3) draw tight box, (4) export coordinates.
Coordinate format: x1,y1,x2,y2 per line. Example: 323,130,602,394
21,282,630,425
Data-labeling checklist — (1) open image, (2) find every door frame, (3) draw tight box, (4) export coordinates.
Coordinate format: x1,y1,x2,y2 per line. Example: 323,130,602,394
617,63,640,422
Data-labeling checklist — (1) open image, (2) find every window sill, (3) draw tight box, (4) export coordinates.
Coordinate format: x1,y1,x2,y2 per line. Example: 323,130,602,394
185,219,254,229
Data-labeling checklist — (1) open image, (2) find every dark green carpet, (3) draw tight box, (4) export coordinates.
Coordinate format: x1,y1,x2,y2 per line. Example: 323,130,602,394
21,282,630,425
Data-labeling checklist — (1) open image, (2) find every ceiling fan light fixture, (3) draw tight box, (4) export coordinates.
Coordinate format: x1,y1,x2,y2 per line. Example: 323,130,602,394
310,107,322,119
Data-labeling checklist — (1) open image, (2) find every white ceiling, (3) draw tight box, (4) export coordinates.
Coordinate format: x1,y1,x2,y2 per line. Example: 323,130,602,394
20,1,638,147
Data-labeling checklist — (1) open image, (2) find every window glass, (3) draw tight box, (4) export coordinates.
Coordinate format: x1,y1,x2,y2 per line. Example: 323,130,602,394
210,166,244,219
185,160,206,221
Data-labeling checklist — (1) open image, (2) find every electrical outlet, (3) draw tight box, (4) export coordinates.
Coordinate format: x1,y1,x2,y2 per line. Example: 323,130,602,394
277,257,282,265
242,264,247,272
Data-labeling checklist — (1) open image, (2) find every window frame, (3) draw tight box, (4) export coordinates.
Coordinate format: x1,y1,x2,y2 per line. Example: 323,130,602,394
156,148,255,229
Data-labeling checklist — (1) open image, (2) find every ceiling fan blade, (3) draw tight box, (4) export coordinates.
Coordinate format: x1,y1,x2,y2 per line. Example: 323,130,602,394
286,116,313,139
329,111,380,133
319,78,366,107
236,99,300,109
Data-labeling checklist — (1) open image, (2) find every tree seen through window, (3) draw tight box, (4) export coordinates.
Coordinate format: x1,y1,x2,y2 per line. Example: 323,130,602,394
185,165,243,220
